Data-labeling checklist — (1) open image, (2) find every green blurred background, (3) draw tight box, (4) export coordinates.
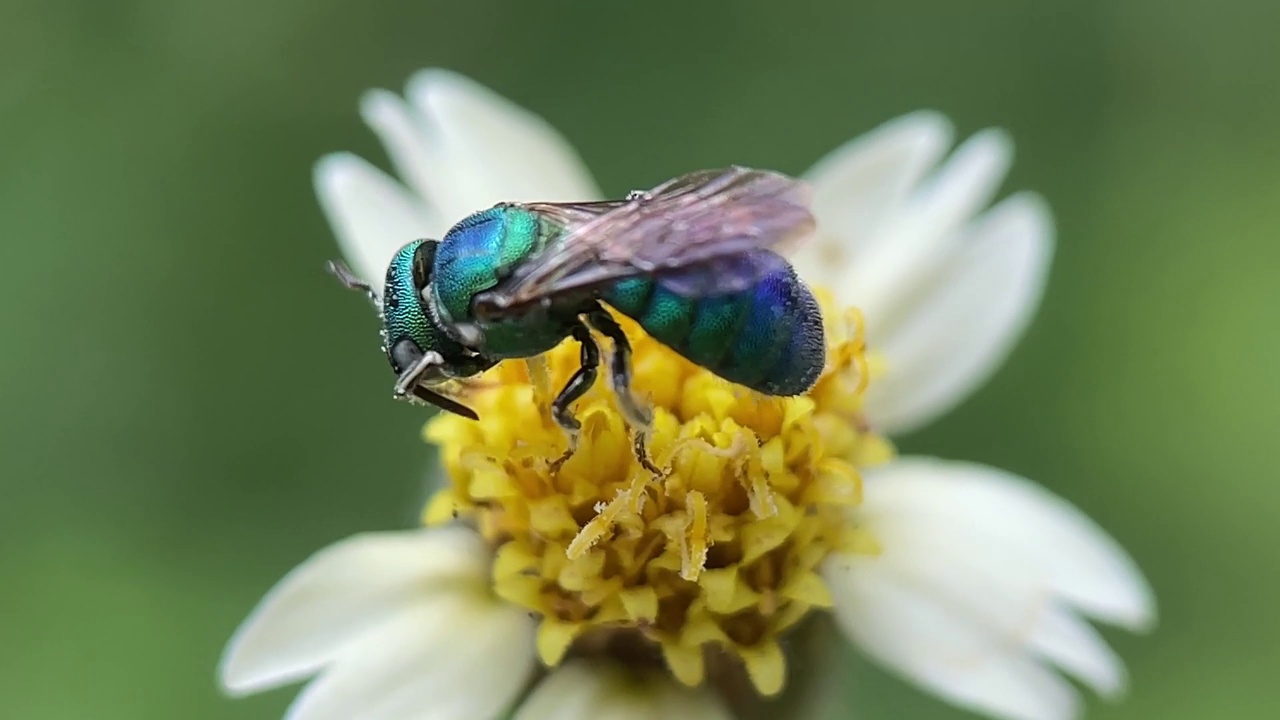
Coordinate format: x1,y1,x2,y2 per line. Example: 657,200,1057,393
3,1,1276,718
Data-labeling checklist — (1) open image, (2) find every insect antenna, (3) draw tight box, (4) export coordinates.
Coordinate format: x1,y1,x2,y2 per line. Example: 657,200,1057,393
326,260,380,309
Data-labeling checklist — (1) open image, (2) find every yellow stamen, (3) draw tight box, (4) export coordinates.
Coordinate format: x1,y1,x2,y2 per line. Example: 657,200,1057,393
567,488,631,560
422,294,891,696
681,490,710,582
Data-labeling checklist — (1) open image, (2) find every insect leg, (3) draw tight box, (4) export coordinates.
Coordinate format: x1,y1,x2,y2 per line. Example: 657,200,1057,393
326,260,379,308
583,306,651,427
549,322,600,472
583,305,662,475
394,350,445,397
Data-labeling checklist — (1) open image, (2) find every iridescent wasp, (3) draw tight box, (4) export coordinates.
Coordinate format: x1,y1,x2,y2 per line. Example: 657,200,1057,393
328,166,826,466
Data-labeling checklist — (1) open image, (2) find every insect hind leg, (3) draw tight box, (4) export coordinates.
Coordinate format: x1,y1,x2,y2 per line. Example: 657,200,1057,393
549,322,600,473
583,305,662,476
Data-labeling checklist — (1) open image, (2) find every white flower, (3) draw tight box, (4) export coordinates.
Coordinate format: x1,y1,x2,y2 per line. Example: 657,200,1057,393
221,69,1154,720
792,112,1053,433
824,459,1152,720
319,72,1049,438
315,68,599,291
514,660,734,720
220,527,535,720
220,526,732,720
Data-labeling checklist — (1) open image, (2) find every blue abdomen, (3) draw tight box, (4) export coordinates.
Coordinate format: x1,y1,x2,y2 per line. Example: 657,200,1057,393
604,250,825,396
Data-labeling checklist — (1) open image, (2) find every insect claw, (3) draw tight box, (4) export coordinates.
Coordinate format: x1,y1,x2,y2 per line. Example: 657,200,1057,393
633,430,663,477
549,431,579,475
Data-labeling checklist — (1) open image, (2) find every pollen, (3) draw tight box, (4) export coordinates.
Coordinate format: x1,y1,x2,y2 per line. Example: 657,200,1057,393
422,292,891,696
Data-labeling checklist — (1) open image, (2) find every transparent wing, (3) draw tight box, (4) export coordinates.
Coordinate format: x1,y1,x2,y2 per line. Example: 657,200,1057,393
473,166,814,319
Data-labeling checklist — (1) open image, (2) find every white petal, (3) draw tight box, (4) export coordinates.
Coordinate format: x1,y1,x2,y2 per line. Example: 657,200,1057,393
314,153,443,288
220,526,490,695
793,111,953,289
361,84,481,224
863,193,1053,433
650,678,735,720
823,458,1152,720
854,458,1155,629
828,505,1124,698
826,552,1079,720
845,127,1014,331
286,591,535,720
515,661,732,720
360,89,448,218
1029,604,1127,696
406,69,600,220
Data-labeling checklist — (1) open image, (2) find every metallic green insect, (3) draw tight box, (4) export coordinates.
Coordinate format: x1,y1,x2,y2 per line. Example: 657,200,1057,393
329,166,826,463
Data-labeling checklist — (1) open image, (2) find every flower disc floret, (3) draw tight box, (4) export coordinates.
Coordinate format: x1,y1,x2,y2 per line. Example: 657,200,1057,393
424,300,889,695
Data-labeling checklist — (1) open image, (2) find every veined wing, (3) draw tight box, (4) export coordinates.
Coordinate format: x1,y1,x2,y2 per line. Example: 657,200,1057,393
473,166,813,319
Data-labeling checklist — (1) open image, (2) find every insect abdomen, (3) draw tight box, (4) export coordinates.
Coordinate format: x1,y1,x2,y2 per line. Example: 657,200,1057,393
604,250,825,396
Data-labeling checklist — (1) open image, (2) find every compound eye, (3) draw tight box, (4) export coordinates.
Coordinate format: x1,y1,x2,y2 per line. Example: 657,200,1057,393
412,239,440,289
389,338,423,375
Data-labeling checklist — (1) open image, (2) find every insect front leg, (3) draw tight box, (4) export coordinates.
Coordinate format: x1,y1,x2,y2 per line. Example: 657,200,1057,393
549,322,600,473
393,349,446,397
583,305,662,475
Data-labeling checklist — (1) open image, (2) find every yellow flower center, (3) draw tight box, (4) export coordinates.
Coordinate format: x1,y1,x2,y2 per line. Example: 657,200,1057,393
423,291,892,696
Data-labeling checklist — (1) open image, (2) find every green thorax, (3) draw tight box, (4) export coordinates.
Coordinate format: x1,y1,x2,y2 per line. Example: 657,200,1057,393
429,205,575,359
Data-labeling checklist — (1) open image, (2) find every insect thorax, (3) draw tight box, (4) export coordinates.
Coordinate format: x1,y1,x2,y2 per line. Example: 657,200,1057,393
429,205,576,359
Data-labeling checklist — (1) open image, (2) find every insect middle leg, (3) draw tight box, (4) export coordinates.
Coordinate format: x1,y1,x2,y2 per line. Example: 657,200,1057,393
549,322,600,472
583,305,662,475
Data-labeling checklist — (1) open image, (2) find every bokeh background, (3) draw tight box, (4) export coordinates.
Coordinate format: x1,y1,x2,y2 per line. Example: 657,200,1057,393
4,1,1277,718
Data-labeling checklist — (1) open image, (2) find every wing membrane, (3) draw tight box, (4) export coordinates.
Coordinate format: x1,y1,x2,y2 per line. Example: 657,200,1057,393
474,166,813,319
